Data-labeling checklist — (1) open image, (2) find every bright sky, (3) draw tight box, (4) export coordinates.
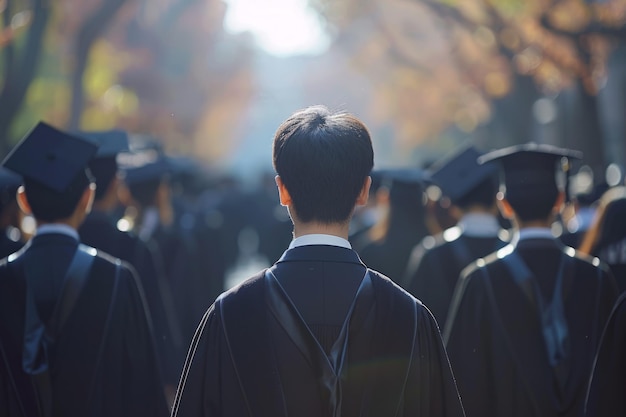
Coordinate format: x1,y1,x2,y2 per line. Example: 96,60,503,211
223,0,331,56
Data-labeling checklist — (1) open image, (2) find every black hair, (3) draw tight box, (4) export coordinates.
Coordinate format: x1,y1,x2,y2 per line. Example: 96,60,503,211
24,169,93,222
505,183,559,222
454,176,498,210
89,157,118,201
273,105,374,224
127,178,163,207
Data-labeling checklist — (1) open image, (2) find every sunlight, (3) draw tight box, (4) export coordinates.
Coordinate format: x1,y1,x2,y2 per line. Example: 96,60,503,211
223,0,330,56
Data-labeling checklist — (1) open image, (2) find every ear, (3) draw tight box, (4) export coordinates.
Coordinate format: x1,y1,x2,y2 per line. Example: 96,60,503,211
497,194,515,220
79,183,96,215
355,176,372,207
16,186,33,216
552,191,566,214
275,175,292,207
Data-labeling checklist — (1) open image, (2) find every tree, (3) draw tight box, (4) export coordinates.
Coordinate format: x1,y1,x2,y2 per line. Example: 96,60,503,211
0,0,50,155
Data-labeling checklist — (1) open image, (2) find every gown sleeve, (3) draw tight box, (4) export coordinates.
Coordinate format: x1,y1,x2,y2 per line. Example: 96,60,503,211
171,303,223,417
404,302,466,417
585,294,626,417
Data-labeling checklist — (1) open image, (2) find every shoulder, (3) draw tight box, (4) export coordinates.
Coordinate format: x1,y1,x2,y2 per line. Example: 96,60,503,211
216,269,267,305
423,226,462,250
460,243,509,279
368,269,427,310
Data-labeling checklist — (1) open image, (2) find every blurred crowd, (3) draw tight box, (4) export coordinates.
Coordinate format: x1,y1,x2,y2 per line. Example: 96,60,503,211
1,123,625,414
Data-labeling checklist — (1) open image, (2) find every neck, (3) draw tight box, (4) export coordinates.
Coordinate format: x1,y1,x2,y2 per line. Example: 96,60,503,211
36,218,79,230
92,195,117,213
516,218,552,229
292,221,350,240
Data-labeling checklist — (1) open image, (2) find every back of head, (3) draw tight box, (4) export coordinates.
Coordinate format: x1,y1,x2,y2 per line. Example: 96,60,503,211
591,186,626,251
430,145,499,211
480,143,582,222
2,122,98,222
0,168,22,213
77,129,130,202
122,154,171,208
273,105,374,224
23,174,93,222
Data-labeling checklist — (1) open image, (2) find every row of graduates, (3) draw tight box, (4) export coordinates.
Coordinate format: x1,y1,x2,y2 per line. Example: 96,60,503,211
351,143,625,416
1,112,625,417
0,123,229,412
0,111,469,417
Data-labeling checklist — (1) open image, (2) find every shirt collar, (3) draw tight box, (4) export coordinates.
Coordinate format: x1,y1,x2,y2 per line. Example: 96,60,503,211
511,227,555,246
458,212,501,237
36,223,79,241
288,234,352,249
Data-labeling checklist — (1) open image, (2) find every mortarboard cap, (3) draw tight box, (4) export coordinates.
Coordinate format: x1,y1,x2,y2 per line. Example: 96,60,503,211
0,167,22,208
375,168,430,186
0,167,22,190
479,142,582,193
120,150,171,185
2,122,98,193
429,144,498,203
76,130,129,158
375,168,429,205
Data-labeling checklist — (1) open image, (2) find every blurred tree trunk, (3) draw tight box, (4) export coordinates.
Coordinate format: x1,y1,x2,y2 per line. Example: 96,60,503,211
68,0,129,130
0,0,50,156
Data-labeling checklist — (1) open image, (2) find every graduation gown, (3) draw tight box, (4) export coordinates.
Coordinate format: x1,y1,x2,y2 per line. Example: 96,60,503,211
172,245,465,417
78,210,184,384
0,232,169,417
403,227,507,329
445,236,618,417
0,226,24,259
585,292,626,416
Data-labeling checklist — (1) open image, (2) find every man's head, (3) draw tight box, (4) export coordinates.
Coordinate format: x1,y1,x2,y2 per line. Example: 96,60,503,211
273,105,374,225
2,122,98,224
479,143,582,223
430,145,499,213
78,130,129,203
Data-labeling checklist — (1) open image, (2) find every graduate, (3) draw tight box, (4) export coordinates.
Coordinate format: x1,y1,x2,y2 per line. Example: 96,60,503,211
353,168,430,283
444,143,618,417
0,122,168,417
0,167,25,258
75,130,181,398
403,145,508,328
172,106,465,417
585,292,626,416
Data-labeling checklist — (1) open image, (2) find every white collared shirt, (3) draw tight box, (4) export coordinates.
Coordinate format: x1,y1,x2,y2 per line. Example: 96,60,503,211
510,227,555,246
36,223,79,241
288,234,352,249
458,213,501,237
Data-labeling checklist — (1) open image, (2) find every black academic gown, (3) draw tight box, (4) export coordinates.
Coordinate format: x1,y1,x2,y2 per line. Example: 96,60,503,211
0,232,169,417
172,245,465,417
403,227,507,329
78,210,184,385
0,227,24,259
445,236,618,417
585,292,626,416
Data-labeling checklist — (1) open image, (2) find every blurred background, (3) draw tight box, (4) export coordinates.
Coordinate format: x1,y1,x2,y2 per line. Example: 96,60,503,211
3,0,626,286
3,0,626,182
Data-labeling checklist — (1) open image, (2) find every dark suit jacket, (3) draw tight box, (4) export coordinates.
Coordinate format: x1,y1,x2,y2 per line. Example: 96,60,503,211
173,244,465,417
0,233,169,417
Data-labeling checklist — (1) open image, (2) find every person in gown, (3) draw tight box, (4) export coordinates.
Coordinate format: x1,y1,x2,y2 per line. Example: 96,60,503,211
444,143,618,417
585,292,626,416
0,167,25,258
75,130,181,400
0,122,168,417
403,144,508,329
172,106,465,417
